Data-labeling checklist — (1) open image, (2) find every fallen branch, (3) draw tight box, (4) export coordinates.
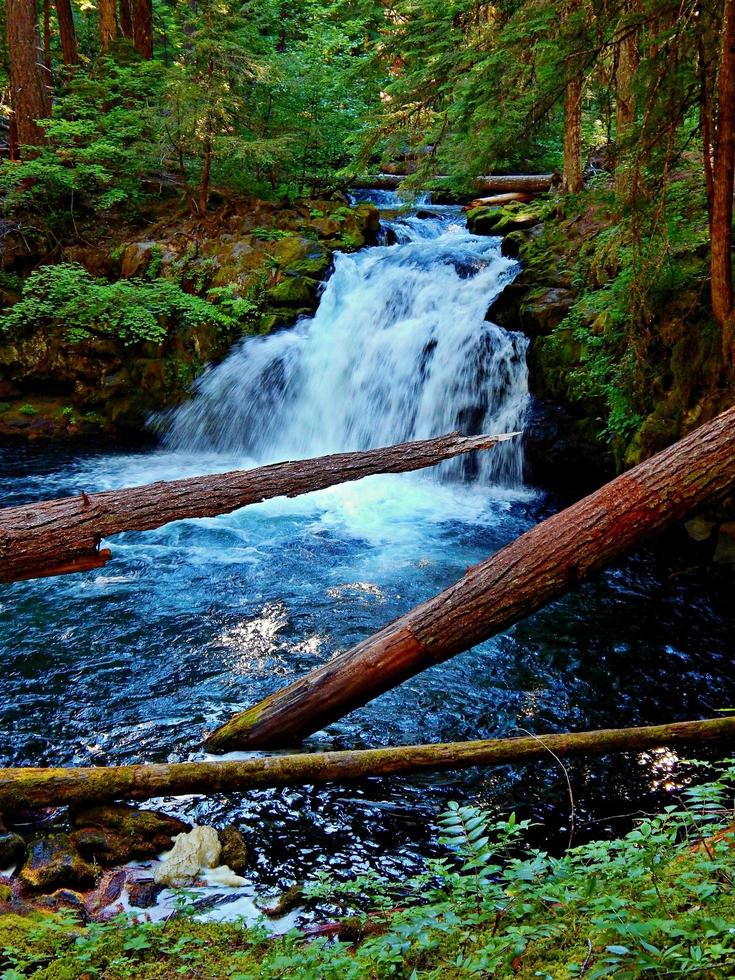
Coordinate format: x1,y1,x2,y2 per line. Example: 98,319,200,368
0,717,732,811
351,174,554,193
205,406,735,751
0,432,513,583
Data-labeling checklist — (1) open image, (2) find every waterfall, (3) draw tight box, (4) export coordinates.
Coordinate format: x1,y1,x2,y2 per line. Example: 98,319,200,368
163,196,529,486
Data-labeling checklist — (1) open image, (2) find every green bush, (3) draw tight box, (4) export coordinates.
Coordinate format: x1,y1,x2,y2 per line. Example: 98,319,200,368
0,264,236,347
4,763,735,978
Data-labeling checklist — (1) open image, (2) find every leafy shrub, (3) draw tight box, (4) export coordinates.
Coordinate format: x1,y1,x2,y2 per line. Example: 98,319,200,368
4,763,735,978
0,264,236,347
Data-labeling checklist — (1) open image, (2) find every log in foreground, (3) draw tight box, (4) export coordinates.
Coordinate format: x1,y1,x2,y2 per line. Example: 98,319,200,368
1,717,733,811
0,432,512,584
206,406,735,752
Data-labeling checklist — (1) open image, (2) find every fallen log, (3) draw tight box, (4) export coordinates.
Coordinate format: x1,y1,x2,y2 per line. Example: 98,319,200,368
0,432,512,584
1,717,733,811
205,406,735,752
351,174,555,194
465,193,534,209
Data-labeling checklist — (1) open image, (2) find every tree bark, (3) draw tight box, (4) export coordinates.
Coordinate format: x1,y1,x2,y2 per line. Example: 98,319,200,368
1,717,733,811
711,0,735,367
0,432,513,584
119,0,133,38
562,77,584,193
54,0,79,68
99,0,117,49
131,0,152,57
205,406,735,752
6,0,50,150
614,3,640,195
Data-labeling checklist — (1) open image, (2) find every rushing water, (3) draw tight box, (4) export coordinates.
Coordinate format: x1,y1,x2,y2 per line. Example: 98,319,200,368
1,195,734,914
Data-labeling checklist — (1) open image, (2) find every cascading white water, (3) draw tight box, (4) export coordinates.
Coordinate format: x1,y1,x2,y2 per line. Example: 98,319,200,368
164,197,529,486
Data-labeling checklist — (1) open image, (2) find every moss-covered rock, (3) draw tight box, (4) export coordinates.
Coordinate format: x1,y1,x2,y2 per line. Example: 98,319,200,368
218,826,248,875
19,835,97,894
71,804,190,861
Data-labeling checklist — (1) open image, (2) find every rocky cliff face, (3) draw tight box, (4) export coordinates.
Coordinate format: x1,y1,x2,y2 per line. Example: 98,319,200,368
0,198,379,440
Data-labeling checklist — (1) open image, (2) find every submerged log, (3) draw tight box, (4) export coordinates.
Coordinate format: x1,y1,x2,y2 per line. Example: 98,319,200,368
0,432,513,584
1,717,733,811
206,406,735,752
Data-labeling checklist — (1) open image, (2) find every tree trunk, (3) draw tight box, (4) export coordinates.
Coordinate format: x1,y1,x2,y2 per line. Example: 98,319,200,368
1,717,733,811
54,0,79,68
711,0,735,367
6,0,50,150
205,406,735,752
119,0,133,38
131,0,152,57
42,0,52,79
614,3,639,195
0,432,513,584
99,0,117,49
562,77,584,193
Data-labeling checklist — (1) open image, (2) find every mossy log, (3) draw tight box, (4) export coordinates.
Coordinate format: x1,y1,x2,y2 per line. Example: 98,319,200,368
206,406,735,752
1,717,734,811
352,174,554,193
0,432,512,584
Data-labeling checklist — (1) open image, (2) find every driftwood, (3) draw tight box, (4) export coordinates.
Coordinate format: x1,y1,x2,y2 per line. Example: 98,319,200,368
1,717,733,811
0,432,512,584
205,406,735,752
352,174,554,193
466,193,533,209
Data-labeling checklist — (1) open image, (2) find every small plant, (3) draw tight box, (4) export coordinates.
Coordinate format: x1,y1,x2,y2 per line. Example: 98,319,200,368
18,403,37,416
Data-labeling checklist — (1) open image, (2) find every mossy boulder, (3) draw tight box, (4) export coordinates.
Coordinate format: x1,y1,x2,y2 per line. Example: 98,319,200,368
71,804,190,862
0,820,26,868
219,826,248,874
19,835,97,894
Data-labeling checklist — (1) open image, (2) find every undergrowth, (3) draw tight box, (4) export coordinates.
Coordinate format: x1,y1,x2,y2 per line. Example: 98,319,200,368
0,264,252,347
3,762,735,978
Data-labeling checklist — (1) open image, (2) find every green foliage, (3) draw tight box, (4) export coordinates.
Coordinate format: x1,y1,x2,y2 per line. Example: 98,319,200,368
0,264,237,347
4,764,735,978
0,59,163,219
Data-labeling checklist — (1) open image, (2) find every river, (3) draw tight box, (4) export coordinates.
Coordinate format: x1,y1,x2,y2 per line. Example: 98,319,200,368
1,194,733,915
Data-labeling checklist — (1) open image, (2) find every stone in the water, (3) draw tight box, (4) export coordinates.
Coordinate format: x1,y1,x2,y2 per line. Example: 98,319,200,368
219,826,249,874
71,804,190,860
19,835,96,893
126,877,164,909
0,820,26,868
154,826,221,889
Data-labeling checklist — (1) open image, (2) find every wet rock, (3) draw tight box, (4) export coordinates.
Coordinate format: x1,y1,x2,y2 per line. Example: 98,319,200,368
714,522,735,568
121,241,160,278
19,835,97,894
70,827,137,866
71,803,190,861
36,888,90,921
153,826,221,888
126,877,164,909
85,869,127,917
263,883,304,918
0,819,26,868
218,826,248,874
519,287,575,337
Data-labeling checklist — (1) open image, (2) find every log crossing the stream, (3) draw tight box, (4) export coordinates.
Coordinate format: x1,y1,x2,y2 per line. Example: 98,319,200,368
1,717,733,811
0,432,513,583
205,405,735,752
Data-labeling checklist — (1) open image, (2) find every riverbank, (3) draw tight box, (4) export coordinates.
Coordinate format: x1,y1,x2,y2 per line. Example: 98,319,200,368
0,197,379,440
3,766,735,978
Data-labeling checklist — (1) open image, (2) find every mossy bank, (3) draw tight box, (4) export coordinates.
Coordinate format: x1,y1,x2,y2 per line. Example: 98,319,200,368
0,198,379,441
